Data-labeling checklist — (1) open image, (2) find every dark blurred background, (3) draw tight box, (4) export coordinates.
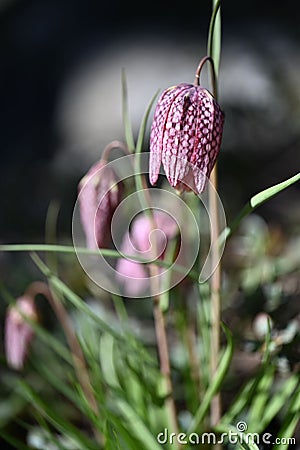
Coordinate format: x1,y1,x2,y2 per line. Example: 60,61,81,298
0,0,299,245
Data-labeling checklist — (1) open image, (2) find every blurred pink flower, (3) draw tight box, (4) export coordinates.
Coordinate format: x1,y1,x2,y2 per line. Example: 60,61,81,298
78,160,122,249
116,210,178,296
5,295,38,370
149,83,224,194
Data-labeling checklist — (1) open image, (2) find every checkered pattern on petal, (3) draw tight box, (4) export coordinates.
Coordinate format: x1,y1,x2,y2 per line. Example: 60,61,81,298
149,83,191,185
191,88,224,193
149,81,224,195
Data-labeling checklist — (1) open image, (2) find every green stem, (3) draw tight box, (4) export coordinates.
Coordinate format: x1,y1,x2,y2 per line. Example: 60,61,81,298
193,56,217,97
207,0,222,430
122,69,135,153
134,93,179,440
207,0,222,79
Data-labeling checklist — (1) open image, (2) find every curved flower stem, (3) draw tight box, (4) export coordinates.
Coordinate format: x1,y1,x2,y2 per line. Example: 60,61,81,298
101,139,130,162
26,281,103,446
193,56,217,98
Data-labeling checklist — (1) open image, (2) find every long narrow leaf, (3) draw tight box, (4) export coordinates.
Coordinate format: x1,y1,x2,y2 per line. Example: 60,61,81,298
121,69,135,153
247,365,275,432
274,385,300,450
207,0,222,77
262,375,299,432
187,323,233,433
223,171,300,242
17,381,99,449
0,243,198,280
116,399,162,450
134,89,159,207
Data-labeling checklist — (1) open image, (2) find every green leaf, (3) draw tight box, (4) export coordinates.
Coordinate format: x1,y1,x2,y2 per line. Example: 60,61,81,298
159,238,178,312
30,253,122,339
247,365,275,432
251,172,300,208
187,322,233,433
197,283,212,389
207,0,222,78
99,333,120,389
262,375,299,431
221,377,258,426
223,171,300,242
121,69,135,153
116,399,162,450
31,357,96,422
17,381,99,449
134,89,159,205
274,384,300,450
0,243,198,281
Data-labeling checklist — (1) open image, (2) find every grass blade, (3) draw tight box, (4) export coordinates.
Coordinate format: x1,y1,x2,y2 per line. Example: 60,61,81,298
207,0,222,77
187,322,233,433
274,385,300,450
134,89,159,197
121,68,135,153
116,399,162,450
223,171,300,242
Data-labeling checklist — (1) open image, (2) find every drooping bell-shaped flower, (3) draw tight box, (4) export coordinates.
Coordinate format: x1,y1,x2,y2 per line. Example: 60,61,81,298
5,295,38,370
116,210,178,296
149,59,224,194
78,160,122,249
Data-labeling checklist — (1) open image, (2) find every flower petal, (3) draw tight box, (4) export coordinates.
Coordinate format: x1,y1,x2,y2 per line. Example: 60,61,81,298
149,83,191,185
78,161,122,249
161,84,193,188
149,81,224,195
191,88,224,193
131,210,178,259
115,232,149,296
5,296,37,370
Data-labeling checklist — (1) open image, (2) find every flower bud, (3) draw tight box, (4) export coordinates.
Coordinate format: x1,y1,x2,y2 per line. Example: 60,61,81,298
78,160,122,249
5,296,38,370
253,312,273,340
149,83,224,194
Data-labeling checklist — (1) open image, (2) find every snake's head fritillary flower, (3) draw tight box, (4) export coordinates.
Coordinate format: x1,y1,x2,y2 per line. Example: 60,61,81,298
5,296,38,370
149,76,224,194
78,160,122,249
116,210,178,296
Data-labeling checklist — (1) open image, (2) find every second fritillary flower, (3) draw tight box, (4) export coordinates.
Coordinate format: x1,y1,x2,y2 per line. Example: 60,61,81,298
5,295,38,370
78,159,122,249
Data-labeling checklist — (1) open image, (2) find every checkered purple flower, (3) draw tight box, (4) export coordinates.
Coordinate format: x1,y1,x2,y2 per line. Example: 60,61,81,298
78,160,122,249
149,83,224,194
